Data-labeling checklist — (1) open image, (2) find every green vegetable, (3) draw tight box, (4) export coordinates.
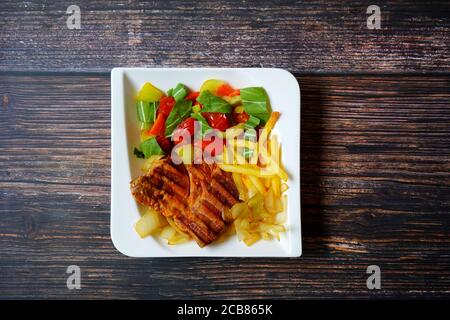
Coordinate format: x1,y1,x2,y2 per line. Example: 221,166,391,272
140,137,165,158
166,88,173,96
168,83,188,102
165,100,193,136
137,101,158,124
240,87,271,124
140,122,151,131
133,147,145,159
244,114,260,130
192,104,202,113
223,95,242,106
191,112,212,136
197,91,231,113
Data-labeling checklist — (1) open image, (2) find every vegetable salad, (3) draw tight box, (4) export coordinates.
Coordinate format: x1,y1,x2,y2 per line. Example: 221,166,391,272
134,79,271,161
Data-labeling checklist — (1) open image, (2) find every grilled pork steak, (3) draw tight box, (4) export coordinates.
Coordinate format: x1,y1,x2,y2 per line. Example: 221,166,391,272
130,157,240,247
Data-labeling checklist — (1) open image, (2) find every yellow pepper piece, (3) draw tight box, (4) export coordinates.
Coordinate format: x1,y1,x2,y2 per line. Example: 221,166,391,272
199,79,226,94
137,82,165,102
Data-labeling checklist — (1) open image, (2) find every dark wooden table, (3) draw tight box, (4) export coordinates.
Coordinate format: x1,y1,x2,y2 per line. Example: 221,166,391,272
1,1,449,299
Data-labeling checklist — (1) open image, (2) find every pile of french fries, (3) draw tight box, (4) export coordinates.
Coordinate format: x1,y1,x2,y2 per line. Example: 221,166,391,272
219,112,289,246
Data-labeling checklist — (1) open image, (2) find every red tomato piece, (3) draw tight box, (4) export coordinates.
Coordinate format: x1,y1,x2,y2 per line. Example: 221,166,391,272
147,113,166,136
234,111,250,124
173,117,195,145
203,112,230,131
177,117,195,136
216,84,235,97
229,89,240,97
185,91,200,101
158,96,176,118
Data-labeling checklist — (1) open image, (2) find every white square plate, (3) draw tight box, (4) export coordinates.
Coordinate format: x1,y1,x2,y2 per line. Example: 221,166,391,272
111,68,301,257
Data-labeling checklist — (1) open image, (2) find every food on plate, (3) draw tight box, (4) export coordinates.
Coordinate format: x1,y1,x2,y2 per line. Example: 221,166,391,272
130,79,288,247
131,157,239,247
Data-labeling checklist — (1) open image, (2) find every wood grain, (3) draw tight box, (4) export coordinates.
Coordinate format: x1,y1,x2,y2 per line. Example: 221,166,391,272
0,0,449,73
0,73,449,299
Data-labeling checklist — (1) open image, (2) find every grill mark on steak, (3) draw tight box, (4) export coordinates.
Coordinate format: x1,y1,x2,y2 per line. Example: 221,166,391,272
193,202,225,233
173,213,216,246
210,179,239,208
130,157,240,247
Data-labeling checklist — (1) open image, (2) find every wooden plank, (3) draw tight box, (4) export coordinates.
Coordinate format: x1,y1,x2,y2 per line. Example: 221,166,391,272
0,74,449,299
0,1,449,73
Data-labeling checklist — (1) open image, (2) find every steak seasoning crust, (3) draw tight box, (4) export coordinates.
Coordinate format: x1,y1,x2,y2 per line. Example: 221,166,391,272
130,157,240,247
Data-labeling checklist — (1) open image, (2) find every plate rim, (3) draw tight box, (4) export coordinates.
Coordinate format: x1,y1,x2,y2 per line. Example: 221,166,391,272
111,67,301,258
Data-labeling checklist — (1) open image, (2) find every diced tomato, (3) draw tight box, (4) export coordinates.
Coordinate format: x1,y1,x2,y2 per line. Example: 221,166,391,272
177,117,195,136
159,96,176,118
216,84,234,97
234,111,250,124
229,89,240,97
203,112,230,131
147,113,166,136
173,117,195,145
185,91,200,101
156,136,172,153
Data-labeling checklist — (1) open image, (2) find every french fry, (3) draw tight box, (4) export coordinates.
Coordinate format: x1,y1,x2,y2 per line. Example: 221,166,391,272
275,211,287,224
239,218,250,230
282,195,287,211
231,202,249,219
232,172,248,201
269,135,279,158
215,224,236,243
259,210,272,221
219,164,263,176
168,234,190,245
248,193,264,208
241,175,257,197
271,176,281,197
244,233,261,246
248,175,266,194
261,232,272,241
234,219,251,241
234,149,247,165
264,188,276,213
259,112,280,145
274,197,284,213
259,147,288,181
